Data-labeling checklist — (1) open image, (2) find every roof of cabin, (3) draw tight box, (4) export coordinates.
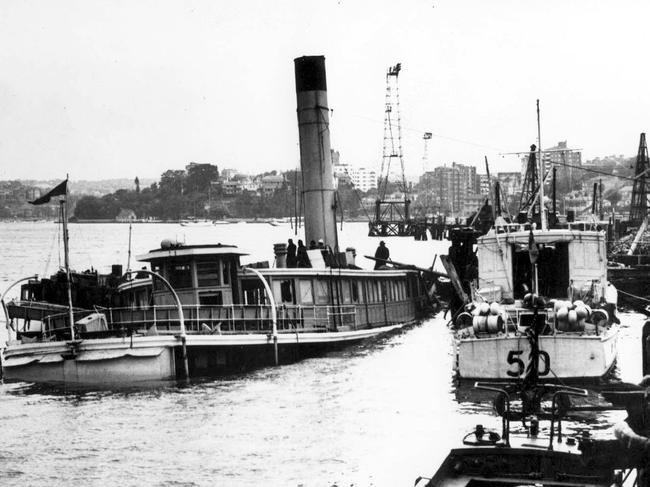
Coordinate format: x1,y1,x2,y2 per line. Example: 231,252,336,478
480,228,605,246
240,267,418,278
137,243,248,262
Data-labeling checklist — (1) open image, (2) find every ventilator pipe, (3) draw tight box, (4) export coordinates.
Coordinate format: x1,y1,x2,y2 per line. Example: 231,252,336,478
243,266,278,366
125,269,189,380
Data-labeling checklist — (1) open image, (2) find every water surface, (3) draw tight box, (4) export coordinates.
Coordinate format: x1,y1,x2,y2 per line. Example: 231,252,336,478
0,221,642,486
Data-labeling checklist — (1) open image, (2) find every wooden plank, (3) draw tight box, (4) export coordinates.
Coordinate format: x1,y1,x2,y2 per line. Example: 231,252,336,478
627,217,648,256
439,254,469,304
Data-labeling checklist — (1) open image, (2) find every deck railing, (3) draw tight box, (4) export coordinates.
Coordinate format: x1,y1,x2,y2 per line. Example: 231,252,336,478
24,303,359,340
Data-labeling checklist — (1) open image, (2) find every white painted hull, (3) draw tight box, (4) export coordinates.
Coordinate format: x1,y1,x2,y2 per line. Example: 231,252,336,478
456,325,619,380
2,321,413,384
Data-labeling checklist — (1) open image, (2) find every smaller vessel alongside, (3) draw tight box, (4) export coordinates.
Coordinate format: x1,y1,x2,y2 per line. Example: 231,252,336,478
450,220,619,380
447,131,619,381
415,380,636,486
418,316,648,486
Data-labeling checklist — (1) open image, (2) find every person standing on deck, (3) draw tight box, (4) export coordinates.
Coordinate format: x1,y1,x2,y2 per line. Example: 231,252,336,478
374,241,389,270
297,240,310,267
286,239,297,268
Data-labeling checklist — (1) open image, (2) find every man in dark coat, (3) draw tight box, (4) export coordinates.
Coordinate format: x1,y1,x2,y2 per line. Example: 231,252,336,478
297,240,310,267
374,241,389,270
286,238,297,268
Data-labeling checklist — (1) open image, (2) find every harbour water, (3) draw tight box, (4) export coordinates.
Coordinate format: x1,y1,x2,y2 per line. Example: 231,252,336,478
0,221,644,486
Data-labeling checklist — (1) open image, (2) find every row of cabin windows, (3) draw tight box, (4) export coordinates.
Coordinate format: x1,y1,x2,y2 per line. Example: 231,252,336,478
273,278,413,305
152,260,231,291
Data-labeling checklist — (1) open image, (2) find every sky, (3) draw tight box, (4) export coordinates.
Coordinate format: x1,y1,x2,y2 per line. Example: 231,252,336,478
1,0,650,181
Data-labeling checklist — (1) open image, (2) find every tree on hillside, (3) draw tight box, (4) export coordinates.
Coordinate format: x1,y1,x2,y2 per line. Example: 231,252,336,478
186,163,219,193
74,195,119,219
159,170,186,194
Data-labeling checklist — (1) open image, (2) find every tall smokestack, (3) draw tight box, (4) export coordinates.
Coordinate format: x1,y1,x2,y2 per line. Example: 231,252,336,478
294,56,337,250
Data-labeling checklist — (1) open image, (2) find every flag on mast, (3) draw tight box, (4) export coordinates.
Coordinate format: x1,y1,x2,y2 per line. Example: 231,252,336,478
28,179,68,205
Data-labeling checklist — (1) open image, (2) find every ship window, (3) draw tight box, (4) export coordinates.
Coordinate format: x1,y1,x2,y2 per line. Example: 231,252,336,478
152,264,165,291
199,291,223,305
197,262,221,287
351,281,359,303
341,280,351,304
280,280,293,303
169,263,192,289
223,260,230,285
315,279,330,304
299,280,313,304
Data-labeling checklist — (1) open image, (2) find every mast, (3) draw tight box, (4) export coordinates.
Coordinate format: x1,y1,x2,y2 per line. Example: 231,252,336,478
485,156,495,221
536,100,547,230
294,56,338,250
61,176,75,341
127,223,133,271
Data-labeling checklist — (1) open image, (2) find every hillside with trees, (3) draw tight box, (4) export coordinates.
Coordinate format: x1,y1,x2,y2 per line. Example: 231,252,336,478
72,163,362,221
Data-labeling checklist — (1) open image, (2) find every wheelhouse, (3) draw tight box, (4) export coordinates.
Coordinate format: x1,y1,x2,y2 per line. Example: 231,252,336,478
477,225,607,302
137,243,248,307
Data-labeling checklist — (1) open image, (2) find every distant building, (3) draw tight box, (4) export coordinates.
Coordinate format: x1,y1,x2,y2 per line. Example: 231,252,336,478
220,168,239,181
25,187,41,202
520,141,581,188
332,163,353,187
429,162,477,214
348,167,377,192
477,174,490,195
260,175,285,196
116,209,137,222
496,172,522,197
221,180,243,196
242,178,259,192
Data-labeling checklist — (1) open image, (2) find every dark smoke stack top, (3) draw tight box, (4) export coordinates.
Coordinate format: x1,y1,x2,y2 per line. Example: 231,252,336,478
294,56,327,93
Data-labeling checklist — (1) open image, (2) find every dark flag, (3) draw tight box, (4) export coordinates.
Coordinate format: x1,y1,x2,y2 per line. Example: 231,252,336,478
29,179,68,205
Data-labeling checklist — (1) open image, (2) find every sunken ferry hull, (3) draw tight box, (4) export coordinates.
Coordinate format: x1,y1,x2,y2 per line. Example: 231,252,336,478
1,56,434,385
3,266,428,384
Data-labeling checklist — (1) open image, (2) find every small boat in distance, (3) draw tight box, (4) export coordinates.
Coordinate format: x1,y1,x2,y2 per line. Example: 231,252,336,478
180,218,214,227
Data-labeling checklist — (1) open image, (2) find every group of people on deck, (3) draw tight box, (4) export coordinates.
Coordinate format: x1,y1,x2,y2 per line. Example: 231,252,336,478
285,238,311,268
284,238,390,270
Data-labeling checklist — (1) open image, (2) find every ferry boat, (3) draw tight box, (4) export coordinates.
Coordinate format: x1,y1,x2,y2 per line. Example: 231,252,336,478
1,56,434,385
450,219,619,380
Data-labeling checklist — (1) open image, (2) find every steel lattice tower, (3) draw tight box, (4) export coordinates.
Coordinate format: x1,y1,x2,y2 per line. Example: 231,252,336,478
518,144,539,216
629,133,650,225
378,63,407,197
368,63,414,237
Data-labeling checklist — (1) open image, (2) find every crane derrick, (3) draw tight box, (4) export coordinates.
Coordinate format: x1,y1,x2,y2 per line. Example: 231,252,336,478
518,144,540,220
368,63,414,237
629,132,650,226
